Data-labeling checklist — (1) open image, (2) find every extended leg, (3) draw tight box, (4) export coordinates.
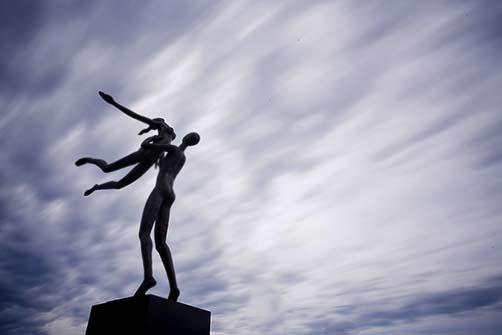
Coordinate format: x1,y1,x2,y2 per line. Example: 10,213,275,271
84,159,156,196
155,204,180,301
75,150,145,173
134,191,162,296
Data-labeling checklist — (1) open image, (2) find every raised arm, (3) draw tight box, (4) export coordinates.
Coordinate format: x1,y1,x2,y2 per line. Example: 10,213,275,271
99,91,155,126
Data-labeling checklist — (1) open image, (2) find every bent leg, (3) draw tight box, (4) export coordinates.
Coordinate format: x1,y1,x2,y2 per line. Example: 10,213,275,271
102,150,146,172
135,191,162,296
76,150,145,172
83,160,155,196
154,203,180,301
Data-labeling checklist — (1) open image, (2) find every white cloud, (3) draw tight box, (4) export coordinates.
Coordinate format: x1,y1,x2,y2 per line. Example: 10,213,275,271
0,1,500,334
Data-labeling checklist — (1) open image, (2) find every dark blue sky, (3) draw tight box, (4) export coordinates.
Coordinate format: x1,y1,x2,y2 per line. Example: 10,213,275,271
0,1,501,334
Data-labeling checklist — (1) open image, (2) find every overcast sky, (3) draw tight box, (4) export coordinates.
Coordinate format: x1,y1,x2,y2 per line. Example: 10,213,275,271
0,1,501,334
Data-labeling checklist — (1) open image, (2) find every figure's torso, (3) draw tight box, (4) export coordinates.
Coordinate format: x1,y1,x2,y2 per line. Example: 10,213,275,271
155,146,185,195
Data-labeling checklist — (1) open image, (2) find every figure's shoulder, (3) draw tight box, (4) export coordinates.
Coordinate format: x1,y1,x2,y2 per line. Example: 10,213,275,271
164,144,184,157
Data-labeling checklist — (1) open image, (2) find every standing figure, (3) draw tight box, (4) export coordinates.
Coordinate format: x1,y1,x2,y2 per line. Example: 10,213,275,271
135,132,200,301
75,92,176,196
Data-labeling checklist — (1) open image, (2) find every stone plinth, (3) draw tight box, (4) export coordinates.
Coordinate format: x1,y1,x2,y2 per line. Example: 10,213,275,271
86,295,210,335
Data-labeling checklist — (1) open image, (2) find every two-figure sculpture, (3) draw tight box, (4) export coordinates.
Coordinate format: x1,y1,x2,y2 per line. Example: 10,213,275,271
76,92,199,301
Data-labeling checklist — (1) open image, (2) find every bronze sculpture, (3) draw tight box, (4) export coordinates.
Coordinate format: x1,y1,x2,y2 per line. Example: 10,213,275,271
76,92,176,196
77,92,200,301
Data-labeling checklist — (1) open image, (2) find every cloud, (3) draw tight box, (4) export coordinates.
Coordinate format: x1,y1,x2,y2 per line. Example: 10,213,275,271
0,1,501,334
359,276,502,326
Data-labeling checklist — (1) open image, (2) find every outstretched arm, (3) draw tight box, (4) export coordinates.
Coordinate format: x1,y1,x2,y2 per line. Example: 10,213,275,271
141,142,177,151
99,91,155,126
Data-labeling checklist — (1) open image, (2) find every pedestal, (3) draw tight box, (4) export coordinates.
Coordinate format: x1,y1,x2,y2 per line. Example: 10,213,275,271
86,295,210,335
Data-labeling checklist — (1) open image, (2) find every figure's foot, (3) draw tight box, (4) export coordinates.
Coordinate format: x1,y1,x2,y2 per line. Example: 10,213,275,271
168,287,180,302
75,157,90,166
134,277,157,296
84,185,98,196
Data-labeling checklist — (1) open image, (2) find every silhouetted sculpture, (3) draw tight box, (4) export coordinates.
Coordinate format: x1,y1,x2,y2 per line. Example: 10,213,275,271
81,92,208,333
134,132,200,301
75,91,176,196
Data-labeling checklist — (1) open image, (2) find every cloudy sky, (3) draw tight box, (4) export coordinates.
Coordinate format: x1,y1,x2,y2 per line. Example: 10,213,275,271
0,1,501,334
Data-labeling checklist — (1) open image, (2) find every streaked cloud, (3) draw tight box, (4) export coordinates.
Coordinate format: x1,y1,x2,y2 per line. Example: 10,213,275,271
0,1,500,334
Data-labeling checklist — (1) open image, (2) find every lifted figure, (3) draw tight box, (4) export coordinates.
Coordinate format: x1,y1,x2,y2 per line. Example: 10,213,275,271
75,91,176,196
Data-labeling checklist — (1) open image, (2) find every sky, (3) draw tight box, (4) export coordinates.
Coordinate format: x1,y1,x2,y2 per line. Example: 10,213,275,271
0,0,501,334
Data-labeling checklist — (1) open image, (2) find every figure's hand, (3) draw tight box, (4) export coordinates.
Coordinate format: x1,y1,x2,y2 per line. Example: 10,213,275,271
138,126,152,135
98,91,115,104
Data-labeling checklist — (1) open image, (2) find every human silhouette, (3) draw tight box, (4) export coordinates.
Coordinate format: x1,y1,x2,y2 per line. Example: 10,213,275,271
75,91,176,196
134,132,200,301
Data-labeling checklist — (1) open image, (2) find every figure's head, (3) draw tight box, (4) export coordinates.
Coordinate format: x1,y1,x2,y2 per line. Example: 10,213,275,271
182,132,200,147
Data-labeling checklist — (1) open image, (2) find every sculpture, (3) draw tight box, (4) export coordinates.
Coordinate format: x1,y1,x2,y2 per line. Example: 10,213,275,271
77,92,200,301
135,132,200,300
75,91,176,196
